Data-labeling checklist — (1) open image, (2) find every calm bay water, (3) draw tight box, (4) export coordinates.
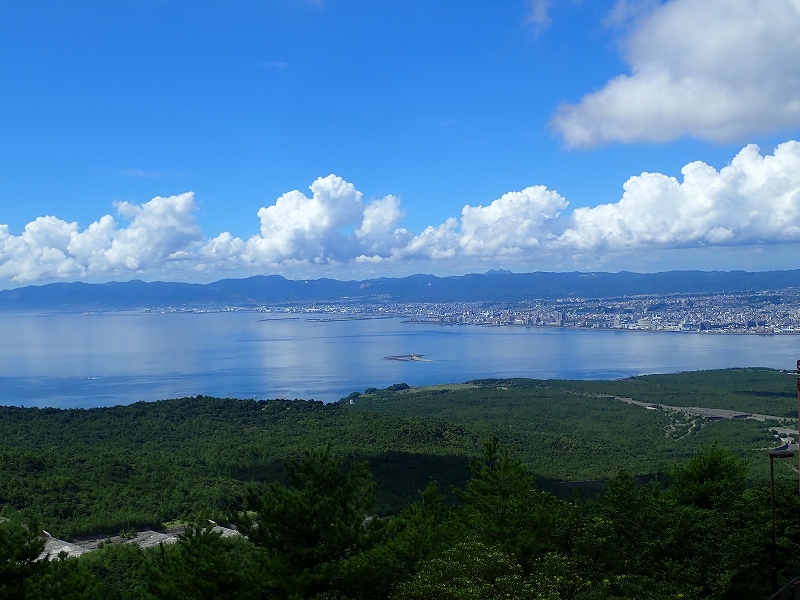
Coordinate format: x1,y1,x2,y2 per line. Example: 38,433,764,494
1,311,798,408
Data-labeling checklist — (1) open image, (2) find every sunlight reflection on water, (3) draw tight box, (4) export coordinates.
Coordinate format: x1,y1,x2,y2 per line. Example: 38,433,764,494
1,311,798,407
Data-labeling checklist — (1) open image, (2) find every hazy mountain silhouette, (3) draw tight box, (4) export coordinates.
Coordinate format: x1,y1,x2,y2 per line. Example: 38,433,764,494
1,270,797,312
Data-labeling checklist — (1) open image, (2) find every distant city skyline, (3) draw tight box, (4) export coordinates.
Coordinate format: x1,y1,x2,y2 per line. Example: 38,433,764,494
2,0,800,286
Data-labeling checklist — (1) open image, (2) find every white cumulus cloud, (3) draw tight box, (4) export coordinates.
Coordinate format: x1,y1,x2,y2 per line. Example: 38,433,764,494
551,0,800,147
0,193,201,283
376,186,569,262
354,195,413,258
458,187,568,256
557,140,800,250
201,175,412,268
2,142,800,284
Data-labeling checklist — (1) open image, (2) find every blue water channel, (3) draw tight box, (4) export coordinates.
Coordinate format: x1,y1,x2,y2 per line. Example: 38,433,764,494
1,311,798,407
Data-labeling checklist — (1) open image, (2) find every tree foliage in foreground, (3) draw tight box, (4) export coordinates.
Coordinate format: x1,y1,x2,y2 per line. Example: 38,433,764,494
230,446,384,598
4,440,797,600
2,366,799,599
1,518,100,600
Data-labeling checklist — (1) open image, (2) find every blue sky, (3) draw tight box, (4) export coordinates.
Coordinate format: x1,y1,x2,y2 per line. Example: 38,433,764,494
1,0,800,285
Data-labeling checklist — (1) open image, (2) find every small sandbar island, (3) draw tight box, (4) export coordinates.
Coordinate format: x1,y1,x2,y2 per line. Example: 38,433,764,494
384,354,432,362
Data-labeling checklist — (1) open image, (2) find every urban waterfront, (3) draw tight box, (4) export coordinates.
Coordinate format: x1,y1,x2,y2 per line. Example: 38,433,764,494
252,288,800,333
131,287,800,333
1,310,798,408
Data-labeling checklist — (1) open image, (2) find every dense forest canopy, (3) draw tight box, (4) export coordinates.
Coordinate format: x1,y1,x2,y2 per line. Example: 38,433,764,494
2,368,800,599
0,368,795,537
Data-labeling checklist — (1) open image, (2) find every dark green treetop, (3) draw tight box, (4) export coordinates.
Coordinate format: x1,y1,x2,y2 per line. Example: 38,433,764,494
230,445,383,598
668,441,749,509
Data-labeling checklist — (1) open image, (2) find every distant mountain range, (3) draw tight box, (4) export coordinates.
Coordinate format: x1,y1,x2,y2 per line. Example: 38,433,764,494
1,270,798,311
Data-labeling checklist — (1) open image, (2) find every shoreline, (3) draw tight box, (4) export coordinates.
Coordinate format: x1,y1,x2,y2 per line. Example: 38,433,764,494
400,319,798,335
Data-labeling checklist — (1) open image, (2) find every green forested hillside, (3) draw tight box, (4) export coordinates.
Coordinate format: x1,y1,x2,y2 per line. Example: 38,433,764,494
560,368,800,416
347,370,785,481
0,398,475,537
4,441,800,600
0,369,793,539
2,369,800,599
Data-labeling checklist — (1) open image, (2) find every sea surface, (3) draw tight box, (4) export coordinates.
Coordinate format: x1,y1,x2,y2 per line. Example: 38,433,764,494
1,311,798,408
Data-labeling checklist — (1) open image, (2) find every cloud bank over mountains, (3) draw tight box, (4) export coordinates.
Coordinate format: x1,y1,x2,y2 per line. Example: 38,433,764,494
552,0,800,147
2,141,800,284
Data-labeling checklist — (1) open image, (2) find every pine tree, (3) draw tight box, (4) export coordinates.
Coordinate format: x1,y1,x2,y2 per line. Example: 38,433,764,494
146,524,257,600
230,446,382,598
0,518,47,599
668,441,749,509
453,438,573,568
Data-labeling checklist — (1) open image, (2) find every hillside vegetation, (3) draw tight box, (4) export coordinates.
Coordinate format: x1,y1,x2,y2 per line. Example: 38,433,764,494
2,368,800,599
0,369,793,539
348,369,789,482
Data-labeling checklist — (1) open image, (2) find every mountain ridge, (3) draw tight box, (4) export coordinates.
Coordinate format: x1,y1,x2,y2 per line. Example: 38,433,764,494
1,269,798,311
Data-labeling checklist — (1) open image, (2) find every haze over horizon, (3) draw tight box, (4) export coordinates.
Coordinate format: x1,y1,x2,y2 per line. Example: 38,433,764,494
2,0,800,286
